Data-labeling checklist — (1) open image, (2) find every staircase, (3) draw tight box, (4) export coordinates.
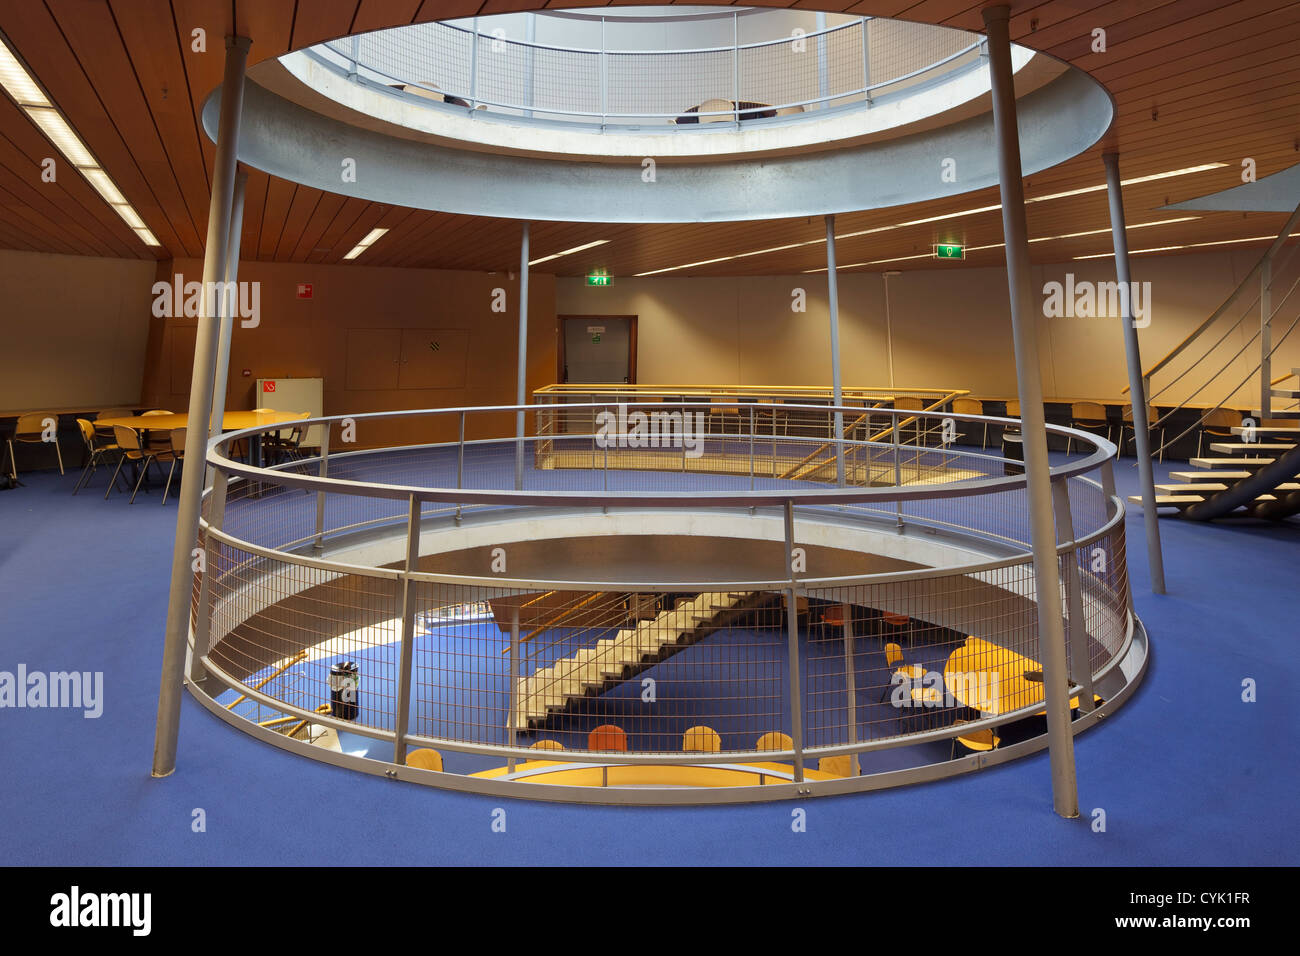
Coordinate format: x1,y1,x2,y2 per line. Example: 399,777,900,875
510,590,768,730
1137,369,1300,519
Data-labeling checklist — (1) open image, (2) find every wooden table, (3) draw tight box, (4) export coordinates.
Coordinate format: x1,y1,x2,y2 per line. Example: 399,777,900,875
95,409,309,468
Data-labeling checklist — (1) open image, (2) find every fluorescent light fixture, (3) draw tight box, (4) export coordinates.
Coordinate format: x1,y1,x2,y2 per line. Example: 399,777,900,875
343,227,390,259
1029,217,1200,243
529,239,609,266
0,41,49,106
82,167,127,205
24,106,96,167
1,36,161,247
1073,235,1278,260
646,166,1228,276
113,205,145,229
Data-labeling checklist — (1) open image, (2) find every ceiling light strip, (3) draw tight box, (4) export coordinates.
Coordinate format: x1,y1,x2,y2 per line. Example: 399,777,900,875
343,227,390,260
0,36,160,247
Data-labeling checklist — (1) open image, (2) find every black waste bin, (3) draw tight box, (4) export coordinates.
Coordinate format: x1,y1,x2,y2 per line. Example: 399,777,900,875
329,662,359,721
1001,428,1024,476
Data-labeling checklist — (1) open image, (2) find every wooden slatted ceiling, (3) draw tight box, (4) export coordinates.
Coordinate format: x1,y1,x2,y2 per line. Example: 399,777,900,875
0,0,1296,275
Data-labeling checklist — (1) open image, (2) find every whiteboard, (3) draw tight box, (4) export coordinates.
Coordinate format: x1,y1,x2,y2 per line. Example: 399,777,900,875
255,377,324,449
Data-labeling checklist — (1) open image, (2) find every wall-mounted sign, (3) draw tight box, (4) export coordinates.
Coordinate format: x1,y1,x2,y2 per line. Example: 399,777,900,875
587,326,605,334
263,380,276,393
297,283,313,298
586,273,613,287
933,243,965,260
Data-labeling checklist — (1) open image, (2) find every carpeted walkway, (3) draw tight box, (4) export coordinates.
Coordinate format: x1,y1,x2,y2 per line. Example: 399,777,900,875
0,451,1295,866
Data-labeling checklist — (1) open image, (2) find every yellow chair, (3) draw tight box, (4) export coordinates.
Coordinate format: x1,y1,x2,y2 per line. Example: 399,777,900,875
818,754,855,778
405,748,443,771
1068,401,1112,453
884,642,904,667
530,739,565,751
1198,407,1242,457
106,425,163,503
1120,403,1164,462
682,725,721,753
160,428,186,505
755,731,793,752
5,411,64,477
950,721,1000,760
72,418,120,495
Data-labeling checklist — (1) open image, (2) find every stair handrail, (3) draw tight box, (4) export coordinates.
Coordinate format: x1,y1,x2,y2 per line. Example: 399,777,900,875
1126,196,1300,396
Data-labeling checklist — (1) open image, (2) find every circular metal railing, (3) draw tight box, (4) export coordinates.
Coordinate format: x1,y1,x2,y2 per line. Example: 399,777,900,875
186,403,1146,803
308,15,985,129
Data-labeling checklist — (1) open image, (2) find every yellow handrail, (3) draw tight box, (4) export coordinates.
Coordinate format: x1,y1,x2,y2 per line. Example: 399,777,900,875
225,649,308,711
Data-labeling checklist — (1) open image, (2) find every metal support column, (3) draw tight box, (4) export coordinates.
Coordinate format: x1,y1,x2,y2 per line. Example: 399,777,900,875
392,495,421,766
1051,477,1096,713
208,167,248,449
1261,259,1272,420
313,424,329,550
826,215,846,486
840,602,859,775
1102,151,1167,595
508,607,520,772
515,223,530,491
152,35,250,779
982,5,1078,818
783,500,805,783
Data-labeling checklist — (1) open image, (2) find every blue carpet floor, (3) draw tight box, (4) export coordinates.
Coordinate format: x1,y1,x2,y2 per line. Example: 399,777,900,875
1,451,1296,866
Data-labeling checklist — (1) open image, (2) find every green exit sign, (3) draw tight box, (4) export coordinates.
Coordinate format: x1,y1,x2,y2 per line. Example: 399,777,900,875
934,243,965,260
586,273,613,287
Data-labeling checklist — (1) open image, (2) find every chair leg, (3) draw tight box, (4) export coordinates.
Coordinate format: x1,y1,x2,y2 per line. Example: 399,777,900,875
105,456,127,499
162,458,177,505
5,439,16,479
130,455,154,504
53,437,64,475
72,451,98,494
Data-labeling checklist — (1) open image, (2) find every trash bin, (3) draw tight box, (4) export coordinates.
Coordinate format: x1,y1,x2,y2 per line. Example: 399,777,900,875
1001,428,1024,476
329,662,359,721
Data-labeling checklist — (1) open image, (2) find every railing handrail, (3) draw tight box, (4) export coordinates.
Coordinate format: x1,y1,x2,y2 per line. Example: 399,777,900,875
1130,196,1300,390
206,403,1115,509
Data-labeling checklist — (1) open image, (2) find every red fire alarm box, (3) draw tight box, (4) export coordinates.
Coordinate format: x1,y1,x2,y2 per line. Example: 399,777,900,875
296,283,313,299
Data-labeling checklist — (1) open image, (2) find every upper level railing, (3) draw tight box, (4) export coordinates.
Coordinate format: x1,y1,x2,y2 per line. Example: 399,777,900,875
1128,198,1300,454
310,15,983,129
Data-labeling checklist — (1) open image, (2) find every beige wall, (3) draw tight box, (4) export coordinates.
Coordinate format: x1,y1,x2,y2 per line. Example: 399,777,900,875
557,247,1294,408
141,259,558,446
0,249,155,412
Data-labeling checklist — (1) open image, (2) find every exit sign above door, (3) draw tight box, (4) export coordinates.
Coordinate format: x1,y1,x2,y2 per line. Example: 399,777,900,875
586,273,613,286
933,244,965,260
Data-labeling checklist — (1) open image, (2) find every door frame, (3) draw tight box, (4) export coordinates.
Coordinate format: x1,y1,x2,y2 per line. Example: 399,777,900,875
558,315,638,385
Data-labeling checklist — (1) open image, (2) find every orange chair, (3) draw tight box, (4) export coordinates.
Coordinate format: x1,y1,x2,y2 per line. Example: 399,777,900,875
587,724,627,752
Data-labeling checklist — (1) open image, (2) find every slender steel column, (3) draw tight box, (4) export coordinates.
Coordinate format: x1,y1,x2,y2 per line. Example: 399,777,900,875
825,215,846,486
1102,152,1167,595
515,222,530,490
508,606,520,772
152,36,250,778
1260,259,1272,420
208,167,248,445
982,6,1078,818
783,500,805,783
392,495,421,766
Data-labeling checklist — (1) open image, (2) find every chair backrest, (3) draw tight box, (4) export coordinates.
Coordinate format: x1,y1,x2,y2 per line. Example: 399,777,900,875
76,418,95,448
96,408,134,420
818,754,854,778
1071,401,1107,422
756,731,793,752
1203,408,1242,429
885,642,904,666
405,748,443,771
587,724,627,752
141,409,172,416
15,412,51,435
530,739,565,752
681,725,721,753
113,425,143,456
697,97,734,123
1005,399,1021,417
1121,404,1159,423
170,428,186,454
952,397,982,416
